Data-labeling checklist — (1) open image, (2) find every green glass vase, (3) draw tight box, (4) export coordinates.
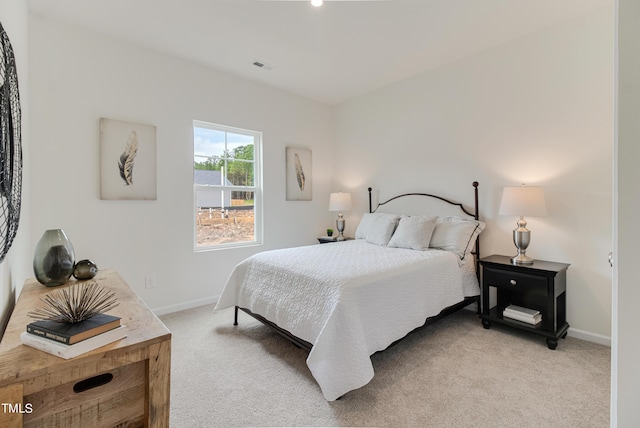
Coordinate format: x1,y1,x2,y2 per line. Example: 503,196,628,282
33,229,75,286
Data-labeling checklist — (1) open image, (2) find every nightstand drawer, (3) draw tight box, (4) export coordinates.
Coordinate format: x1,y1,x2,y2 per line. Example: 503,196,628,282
483,266,547,290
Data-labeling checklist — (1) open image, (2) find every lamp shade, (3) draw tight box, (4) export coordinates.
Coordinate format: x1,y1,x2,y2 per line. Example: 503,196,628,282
499,186,547,217
329,192,352,212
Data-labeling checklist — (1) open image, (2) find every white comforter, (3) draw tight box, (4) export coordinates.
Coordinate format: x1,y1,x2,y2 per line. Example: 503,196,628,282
214,239,479,400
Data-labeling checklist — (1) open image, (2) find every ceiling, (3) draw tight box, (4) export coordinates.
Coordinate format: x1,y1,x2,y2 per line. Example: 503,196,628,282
27,0,611,105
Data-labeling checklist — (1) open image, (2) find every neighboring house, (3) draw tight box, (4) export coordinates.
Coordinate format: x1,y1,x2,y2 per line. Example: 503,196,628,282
194,170,232,209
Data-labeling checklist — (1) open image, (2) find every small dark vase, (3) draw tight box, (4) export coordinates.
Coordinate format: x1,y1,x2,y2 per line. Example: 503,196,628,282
73,259,98,280
33,229,75,286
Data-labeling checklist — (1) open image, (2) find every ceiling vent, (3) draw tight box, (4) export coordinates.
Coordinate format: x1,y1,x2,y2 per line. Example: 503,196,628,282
252,60,275,71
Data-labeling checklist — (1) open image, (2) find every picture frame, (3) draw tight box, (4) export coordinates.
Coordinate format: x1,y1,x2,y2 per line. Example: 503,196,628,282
285,146,312,201
100,118,157,200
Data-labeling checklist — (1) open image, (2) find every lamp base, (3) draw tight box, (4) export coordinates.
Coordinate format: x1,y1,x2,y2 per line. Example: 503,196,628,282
511,253,534,265
336,213,346,241
511,219,534,265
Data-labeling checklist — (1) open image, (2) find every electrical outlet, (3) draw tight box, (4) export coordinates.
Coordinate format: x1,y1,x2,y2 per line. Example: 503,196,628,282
145,275,156,289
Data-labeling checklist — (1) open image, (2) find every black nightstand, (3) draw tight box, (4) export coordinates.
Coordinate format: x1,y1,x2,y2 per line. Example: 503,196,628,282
317,237,352,244
479,255,570,350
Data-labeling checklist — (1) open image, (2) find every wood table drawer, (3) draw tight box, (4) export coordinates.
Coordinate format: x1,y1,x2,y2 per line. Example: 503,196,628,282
483,266,547,291
23,361,145,428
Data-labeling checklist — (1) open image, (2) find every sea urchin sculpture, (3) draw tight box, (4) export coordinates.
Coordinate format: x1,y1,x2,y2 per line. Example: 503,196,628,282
28,281,119,324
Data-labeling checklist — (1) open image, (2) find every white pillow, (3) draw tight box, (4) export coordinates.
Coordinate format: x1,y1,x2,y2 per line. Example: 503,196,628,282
388,216,438,250
355,213,400,246
429,216,485,259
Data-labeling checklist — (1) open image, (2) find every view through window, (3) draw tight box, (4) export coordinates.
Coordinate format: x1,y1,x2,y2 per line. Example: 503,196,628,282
193,121,261,249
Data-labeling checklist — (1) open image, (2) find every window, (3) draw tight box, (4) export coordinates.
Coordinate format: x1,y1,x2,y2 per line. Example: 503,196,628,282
193,121,262,250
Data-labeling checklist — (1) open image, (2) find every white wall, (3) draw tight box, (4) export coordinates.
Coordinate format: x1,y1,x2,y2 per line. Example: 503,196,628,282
29,15,334,312
28,6,614,341
333,7,614,341
613,0,640,425
0,0,32,335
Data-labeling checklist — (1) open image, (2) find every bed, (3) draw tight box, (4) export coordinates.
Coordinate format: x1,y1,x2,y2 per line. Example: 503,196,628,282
214,182,484,401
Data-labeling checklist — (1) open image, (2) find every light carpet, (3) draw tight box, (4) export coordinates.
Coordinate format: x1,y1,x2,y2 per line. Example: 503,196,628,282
160,305,610,428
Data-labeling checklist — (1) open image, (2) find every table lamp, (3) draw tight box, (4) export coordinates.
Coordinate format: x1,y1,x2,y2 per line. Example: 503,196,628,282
329,192,352,241
499,185,547,265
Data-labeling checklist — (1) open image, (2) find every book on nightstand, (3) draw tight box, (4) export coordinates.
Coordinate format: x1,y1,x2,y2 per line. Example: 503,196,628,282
503,305,542,325
20,325,127,359
26,313,121,345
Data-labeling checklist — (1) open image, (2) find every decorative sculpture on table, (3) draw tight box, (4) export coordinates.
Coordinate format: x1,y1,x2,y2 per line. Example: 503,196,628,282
73,259,99,280
0,22,23,263
27,281,118,324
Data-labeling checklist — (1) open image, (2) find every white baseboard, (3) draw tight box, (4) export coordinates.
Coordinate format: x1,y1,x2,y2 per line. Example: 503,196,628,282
568,327,611,347
152,295,219,316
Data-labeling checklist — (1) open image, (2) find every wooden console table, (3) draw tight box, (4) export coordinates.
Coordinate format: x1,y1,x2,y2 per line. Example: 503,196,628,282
0,269,171,427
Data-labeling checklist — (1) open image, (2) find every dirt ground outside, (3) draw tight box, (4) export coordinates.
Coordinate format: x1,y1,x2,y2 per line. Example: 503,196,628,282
196,208,255,246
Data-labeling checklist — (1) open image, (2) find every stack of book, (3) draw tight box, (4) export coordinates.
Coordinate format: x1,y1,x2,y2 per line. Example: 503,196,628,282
502,304,542,325
20,313,127,359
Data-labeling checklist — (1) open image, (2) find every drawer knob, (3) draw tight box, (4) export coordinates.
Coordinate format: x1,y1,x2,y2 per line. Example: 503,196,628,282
510,279,517,285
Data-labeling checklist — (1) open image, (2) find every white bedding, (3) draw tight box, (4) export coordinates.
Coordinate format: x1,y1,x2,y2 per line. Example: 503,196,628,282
214,239,480,401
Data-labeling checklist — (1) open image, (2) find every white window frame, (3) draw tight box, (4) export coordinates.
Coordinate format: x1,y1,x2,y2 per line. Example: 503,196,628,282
193,120,263,251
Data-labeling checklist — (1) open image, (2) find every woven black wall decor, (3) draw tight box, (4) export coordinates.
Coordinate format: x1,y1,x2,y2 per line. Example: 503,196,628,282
0,21,22,263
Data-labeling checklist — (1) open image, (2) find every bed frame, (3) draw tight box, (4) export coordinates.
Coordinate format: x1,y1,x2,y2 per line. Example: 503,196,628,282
234,181,481,353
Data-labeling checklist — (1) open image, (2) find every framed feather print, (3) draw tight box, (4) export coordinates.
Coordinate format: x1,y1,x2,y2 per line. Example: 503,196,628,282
100,118,157,200
285,146,312,201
